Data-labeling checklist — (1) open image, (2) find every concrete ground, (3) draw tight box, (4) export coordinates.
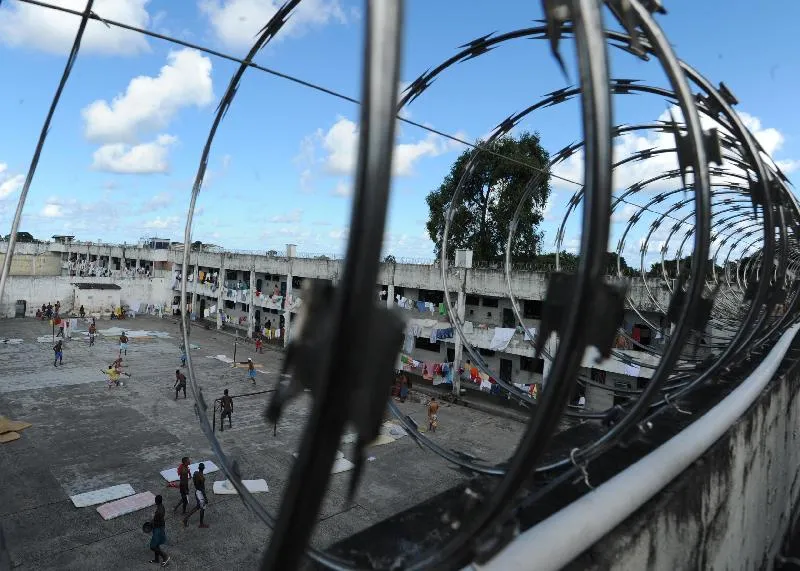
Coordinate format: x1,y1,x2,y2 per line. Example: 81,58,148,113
0,316,525,570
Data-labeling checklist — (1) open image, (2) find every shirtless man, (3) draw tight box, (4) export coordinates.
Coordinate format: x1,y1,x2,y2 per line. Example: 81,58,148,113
427,397,439,432
220,390,233,432
174,370,187,400
119,332,129,356
88,321,96,347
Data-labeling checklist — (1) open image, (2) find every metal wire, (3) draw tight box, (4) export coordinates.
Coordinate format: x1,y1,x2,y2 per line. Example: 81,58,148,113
1,0,798,570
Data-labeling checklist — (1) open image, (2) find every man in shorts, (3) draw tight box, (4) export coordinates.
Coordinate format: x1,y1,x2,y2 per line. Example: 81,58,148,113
53,340,63,367
220,389,233,432
247,358,256,385
119,332,128,356
183,462,209,528
174,370,187,400
172,456,191,515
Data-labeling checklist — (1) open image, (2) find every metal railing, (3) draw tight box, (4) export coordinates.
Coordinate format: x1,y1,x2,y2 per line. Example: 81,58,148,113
1,1,798,571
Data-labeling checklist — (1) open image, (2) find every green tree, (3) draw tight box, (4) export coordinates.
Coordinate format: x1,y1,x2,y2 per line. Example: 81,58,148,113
3,232,37,243
425,132,550,262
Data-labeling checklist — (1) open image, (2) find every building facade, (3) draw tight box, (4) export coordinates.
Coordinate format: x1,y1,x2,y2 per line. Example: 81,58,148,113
0,239,678,410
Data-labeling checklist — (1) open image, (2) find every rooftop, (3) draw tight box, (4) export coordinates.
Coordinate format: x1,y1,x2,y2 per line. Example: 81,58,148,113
73,283,122,290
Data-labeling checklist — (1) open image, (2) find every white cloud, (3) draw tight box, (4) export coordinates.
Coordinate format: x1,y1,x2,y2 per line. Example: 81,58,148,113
551,107,797,194
299,117,463,184
0,163,24,199
269,209,303,223
41,203,64,218
144,215,180,229
91,134,178,174
139,192,173,213
331,180,350,197
0,0,151,55
776,159,800,174
329,227,349,240
82,49,214,144
199,0,347,50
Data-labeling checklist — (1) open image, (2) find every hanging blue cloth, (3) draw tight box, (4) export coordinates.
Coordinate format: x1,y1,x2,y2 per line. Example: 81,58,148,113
416,301,427,313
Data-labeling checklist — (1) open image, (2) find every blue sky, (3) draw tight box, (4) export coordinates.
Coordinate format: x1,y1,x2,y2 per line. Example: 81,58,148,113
0,0,797,263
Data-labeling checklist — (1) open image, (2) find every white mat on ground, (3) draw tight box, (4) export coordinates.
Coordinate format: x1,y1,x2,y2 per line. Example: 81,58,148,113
208,355,234,364
98,328,171,338
71,484,135,508
213,479,269,495
96,491,155,520
160,460,219,482
37,336,55,343
0,338,23,345
332,458,355,474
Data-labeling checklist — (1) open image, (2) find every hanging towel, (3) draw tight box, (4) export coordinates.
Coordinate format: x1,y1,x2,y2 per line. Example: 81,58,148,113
438,303,447,316
430,328,438,343
489,327,516,351
480,379,492,391
624,363,641,377
462,321,474,334
436,328,454,340
416,301,427,313
403,333,415,353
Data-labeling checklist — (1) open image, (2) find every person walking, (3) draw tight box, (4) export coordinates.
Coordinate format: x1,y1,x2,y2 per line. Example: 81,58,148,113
119,332,129,356
148,495,170,566
88,321,96,347
172,457,191,515
247,358,256,385
220,390,233,432
174,370,187,400
255,336,263,354
427,397,439,433
179,343,187,368
53,340,63,367
79,305,85,318
183,463,209,528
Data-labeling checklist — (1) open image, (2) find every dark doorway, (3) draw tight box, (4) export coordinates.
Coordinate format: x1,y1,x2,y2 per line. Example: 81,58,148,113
499,358,513,382
199,298,206,319
256,279,263,292
255,310,261,329
502,308,515,328
15,300,26,318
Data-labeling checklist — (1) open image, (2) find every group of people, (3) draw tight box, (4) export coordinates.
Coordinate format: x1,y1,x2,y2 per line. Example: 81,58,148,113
36,301,61,321
148,458,210,566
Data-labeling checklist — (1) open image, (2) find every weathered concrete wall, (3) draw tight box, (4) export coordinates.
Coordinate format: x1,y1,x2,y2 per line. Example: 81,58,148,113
0,252,61,276
0,276,173,317
568,360,800,571
75,288,120,315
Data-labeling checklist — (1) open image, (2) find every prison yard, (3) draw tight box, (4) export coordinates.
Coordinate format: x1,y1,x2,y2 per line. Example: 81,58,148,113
0,315,524,569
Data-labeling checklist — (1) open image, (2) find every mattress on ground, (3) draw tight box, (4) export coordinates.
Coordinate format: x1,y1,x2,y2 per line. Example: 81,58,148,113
96,491,155,520
160,460,220,482
0,417,32,434
332,458,355,474
71,484,135,508
213,479,269,495
0,432,20,443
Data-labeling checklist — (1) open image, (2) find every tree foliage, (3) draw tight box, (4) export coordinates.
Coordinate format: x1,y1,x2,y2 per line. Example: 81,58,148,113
532,251,634,275
425,132,550,262
3,232,37,243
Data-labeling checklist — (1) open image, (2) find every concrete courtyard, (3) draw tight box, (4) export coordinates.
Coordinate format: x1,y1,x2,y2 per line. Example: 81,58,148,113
0,316,525,570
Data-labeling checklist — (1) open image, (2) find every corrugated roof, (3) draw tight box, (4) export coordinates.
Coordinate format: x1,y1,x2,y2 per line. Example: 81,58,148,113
73,283,122,290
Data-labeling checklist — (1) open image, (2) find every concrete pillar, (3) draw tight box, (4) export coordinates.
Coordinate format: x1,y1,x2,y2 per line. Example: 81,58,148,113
453,283,466,396
283,271,293,347
216,255,226,330
453,249,472,397
386,284,395,308
191,262,199,321
247,265,256,337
